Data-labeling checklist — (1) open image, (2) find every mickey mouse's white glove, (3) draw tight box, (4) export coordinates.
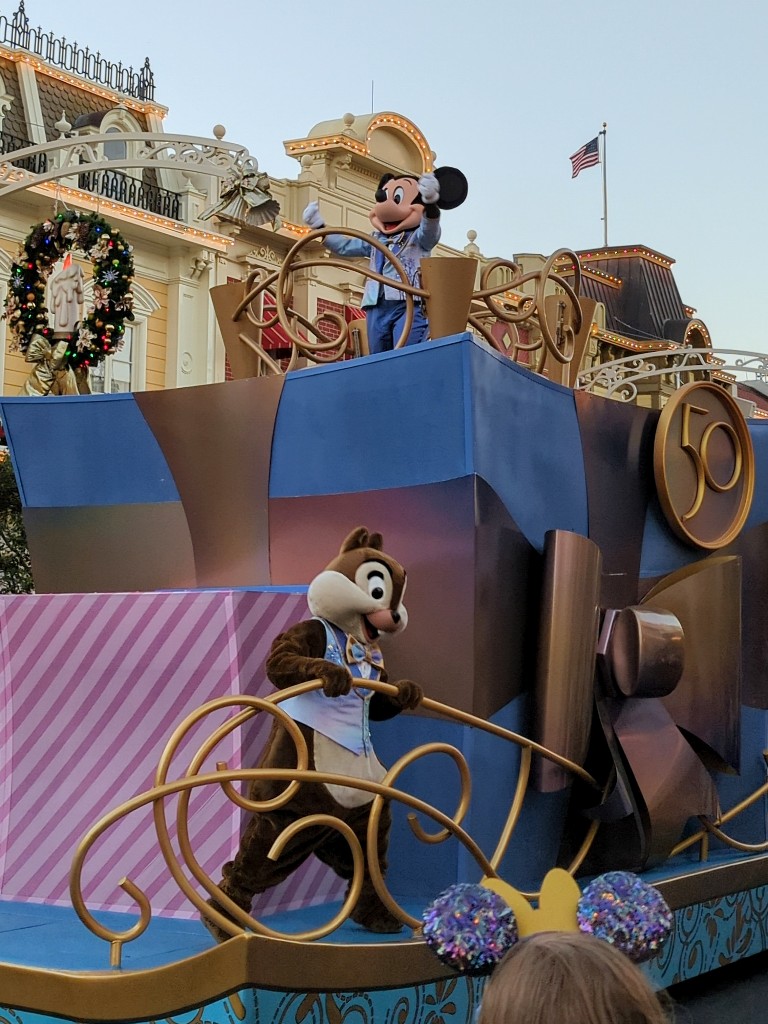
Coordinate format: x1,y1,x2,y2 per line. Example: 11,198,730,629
418,172,440,205
303,201,325,230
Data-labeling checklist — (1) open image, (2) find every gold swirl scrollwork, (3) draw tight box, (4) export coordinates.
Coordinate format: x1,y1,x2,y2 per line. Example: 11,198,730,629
231,267,348,374
68,869,151,969
71,680,608,965
231,227,425,370
276,227,425,353
230,234,584,375
229,267,283,375
469,249,583,373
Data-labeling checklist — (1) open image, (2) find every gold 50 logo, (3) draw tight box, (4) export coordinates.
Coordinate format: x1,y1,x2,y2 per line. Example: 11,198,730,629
653,381,754,549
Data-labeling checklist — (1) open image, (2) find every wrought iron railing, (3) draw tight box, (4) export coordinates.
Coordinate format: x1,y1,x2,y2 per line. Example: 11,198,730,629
0,128,47,174
0,2,154,100
78,168,181,220
575,347,768,403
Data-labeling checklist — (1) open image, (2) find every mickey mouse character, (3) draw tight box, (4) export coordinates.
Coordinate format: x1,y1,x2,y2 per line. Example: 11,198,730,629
303,166,468,354
203,527,423,941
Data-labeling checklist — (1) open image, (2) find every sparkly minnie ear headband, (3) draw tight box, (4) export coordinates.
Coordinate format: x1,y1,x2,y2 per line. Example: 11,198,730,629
422,869,673,973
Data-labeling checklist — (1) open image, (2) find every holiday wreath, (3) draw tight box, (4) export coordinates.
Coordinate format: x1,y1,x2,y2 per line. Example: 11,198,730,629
3,210,135,370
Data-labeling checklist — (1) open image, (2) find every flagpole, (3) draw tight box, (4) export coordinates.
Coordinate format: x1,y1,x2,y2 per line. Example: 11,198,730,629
600,123,608,247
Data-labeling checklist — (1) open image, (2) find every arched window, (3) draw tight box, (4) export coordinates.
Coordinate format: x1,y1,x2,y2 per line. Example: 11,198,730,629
100,126,129,197
74,106,143,190
99,107,141,183
85,279,158,394
103,126,127,162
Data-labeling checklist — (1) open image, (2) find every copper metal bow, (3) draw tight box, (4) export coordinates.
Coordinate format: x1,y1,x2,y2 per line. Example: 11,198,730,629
532,529,741,870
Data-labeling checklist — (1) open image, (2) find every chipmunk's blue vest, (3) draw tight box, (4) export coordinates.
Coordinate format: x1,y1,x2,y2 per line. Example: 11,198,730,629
278,618,383,756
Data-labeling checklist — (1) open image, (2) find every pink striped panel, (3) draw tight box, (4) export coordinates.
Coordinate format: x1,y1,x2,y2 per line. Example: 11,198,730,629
0,589,343,919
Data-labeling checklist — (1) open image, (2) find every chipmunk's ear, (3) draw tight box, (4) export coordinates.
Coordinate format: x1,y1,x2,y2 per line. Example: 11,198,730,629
339,526,382,554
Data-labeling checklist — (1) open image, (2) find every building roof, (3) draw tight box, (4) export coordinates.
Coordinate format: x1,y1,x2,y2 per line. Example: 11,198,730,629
285,110,432,175
575,246,688,342
37,75,149,140
577,272,624,331
0,53,27,139
556,245,710,349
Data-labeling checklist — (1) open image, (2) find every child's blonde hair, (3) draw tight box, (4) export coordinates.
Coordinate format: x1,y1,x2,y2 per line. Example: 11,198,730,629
477,931,671,1024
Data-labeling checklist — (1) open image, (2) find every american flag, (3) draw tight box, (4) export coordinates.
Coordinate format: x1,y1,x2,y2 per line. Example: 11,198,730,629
569,137,600,178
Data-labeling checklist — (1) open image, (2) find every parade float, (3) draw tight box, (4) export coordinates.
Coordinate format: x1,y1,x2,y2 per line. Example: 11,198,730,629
1,127,768,1024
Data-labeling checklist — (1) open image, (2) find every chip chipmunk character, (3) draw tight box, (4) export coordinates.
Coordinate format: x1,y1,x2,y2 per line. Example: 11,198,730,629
303,166,468,354
203,527,423,941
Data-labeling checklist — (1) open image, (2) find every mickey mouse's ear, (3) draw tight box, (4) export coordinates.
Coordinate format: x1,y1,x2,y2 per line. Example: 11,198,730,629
422,883,518,972
576,871,673,963
434,166,469,210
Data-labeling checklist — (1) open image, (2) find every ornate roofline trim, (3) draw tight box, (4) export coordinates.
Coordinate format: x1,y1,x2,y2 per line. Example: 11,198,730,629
365,112,432,172
0,45,167,118
576,246,675,269
284,111,433,173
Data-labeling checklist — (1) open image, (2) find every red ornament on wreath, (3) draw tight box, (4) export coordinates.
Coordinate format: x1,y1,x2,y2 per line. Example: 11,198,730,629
2,210,135,371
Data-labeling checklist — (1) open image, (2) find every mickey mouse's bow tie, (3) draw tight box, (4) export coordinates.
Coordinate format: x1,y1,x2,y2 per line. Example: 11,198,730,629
345,635,384,668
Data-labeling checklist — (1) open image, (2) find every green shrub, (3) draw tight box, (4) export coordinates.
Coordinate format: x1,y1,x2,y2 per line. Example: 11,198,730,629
0,454,33,593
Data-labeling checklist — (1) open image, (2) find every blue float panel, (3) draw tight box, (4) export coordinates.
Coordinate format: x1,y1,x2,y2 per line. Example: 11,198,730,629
270,337,473,498
0,392,179,507
467,340,588,547
271,335,589,550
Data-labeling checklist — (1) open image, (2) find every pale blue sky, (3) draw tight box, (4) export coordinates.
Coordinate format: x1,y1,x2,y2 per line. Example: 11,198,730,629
14,0,768,353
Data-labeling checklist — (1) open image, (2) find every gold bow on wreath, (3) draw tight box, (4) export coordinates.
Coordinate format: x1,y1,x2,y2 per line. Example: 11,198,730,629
21,335,79,397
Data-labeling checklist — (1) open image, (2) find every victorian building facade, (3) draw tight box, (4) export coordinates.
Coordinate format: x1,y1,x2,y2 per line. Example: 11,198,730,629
0,2,749,415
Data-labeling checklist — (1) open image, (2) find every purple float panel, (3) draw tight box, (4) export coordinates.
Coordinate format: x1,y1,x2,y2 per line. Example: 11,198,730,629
136,375,284,588
268,475,536,719
0,588,348,919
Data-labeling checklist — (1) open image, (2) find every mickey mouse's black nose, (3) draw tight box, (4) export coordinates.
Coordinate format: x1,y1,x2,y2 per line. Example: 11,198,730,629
374,188,387,203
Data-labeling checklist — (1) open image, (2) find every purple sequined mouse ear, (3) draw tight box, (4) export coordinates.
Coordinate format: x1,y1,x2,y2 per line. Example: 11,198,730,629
422,883,519,972
577,871,673,963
